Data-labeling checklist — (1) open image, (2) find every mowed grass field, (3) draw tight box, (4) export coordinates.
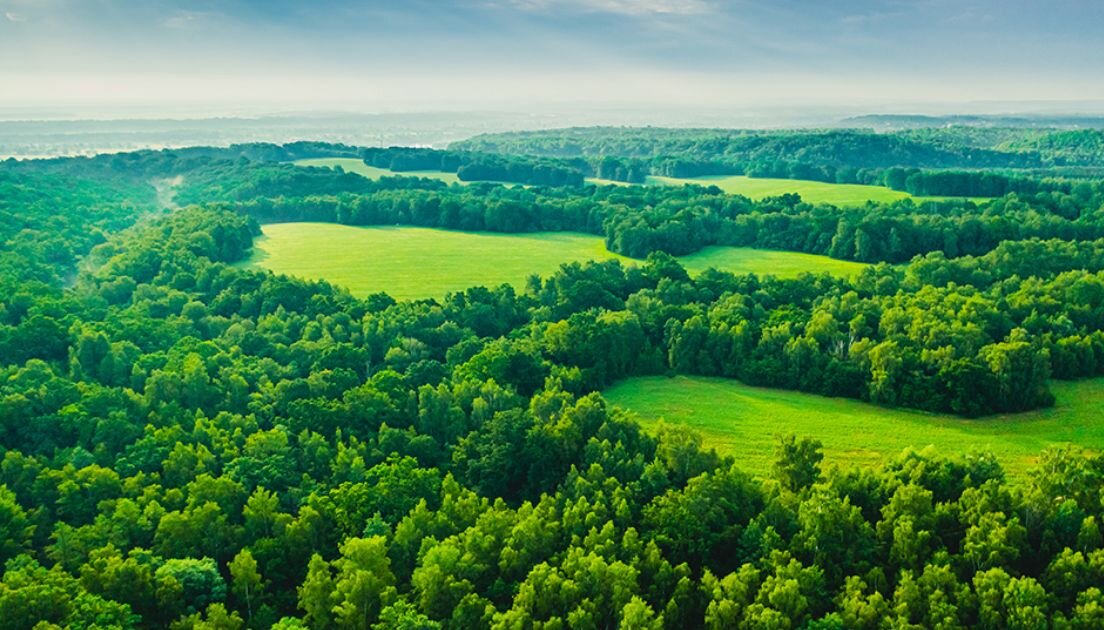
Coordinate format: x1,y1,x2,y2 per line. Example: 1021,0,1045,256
645,175,989,206
299,158,987,206
647,175,911,206
604,375,1104,478
678,246,868,278
242,223,627,300
294,157,462,185
241,223,869,299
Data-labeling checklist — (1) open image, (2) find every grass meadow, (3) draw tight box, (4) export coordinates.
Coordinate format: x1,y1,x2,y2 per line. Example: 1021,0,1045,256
297,158,987,206
646,174,913,206
241,223,869,299
241,223,627,300
678,246,868,278
603,375,1104,478
294,157,463,185
646,175,991,206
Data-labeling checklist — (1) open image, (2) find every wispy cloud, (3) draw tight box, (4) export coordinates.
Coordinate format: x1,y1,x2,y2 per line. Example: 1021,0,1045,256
839,11,898,26
5,11,26,22
162,10,208,30
502,0,714,16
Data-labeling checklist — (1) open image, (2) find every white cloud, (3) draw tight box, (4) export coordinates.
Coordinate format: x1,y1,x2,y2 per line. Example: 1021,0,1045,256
5,11,26,22
162,10,206,29
502,0,713,16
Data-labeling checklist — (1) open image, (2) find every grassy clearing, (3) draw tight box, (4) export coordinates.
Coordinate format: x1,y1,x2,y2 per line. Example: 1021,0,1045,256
240,224,869,299
603,375,1104,478
241,223,627,300
584,177,635,187
300,159,988,206
294,157,462,185
647,175,911,206
678,246,868,278
645,175,989,206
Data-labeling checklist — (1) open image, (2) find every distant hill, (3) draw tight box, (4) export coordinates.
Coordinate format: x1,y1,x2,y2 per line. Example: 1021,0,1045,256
843,114,1104,130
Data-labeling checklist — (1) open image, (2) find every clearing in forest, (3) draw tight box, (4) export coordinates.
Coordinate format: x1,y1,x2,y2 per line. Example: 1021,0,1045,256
294,157,462,184
603,375,1104,478
645,175,990,206
241,223,868,299
646,174,913,206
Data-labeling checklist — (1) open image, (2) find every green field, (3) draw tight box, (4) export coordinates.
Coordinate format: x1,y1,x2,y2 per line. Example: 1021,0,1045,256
301,158,986,206
647,175,911,206
604,375,1104,477
295,157,521,187
294,157,462,185
242,223,626,300
241,223,868,300
678,246,868,278
645,175,988,206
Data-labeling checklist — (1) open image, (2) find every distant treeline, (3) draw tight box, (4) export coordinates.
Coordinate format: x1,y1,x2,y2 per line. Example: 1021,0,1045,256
454,126,1104,169
455,127,1104,194
7,143,1104,273
360,147,587,186
186,157,1104,264
45,138,1083,199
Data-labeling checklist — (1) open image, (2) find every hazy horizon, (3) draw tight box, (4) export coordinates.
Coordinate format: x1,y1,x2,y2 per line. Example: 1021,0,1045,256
3,0,1103,115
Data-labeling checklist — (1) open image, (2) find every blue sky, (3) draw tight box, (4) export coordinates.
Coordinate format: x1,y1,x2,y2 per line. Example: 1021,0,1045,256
2,0,1102,112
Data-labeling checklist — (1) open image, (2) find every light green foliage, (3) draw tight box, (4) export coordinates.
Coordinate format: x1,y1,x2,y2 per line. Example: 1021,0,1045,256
229,549,264,623
0,485,33,563
332,536,397,629
604,375,1104,477
298,554,336,629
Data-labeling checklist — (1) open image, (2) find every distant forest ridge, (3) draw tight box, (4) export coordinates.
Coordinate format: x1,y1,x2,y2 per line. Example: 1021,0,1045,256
841,114,1104,130
451,126,1104,193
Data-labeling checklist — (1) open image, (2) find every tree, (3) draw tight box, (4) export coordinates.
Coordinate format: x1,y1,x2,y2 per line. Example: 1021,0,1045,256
154,557,227,620
230,548,264,624
373,600,440,630
963,511,1028,572
773,435,824,493
980,335,1054,412
332,536,397,629
620,596,663,629
299,553,336,629
0,485,33,563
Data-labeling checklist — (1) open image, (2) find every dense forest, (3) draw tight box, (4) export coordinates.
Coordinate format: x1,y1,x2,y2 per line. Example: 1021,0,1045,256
2,140,1104,628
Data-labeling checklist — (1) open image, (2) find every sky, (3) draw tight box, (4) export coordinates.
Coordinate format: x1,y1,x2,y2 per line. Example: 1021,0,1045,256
1,0,1103,115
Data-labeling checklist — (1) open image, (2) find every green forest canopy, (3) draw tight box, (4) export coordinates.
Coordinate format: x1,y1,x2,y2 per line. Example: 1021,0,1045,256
2,138,1104,628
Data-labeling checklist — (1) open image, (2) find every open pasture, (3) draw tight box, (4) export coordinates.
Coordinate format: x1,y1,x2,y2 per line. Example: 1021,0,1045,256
647,174,912,206
645,174,989,206
604,375,1104,477
241,223,869,299
294,157,462,184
